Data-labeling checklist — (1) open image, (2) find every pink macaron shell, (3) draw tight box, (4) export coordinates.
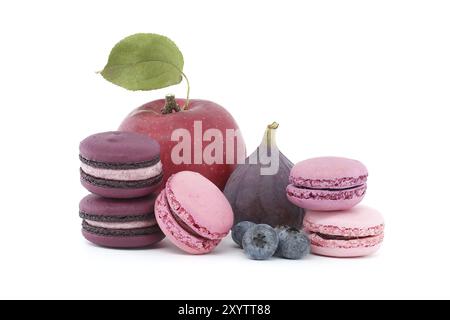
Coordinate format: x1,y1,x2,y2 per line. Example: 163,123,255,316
155,190,220,254
310,243,382,258
82,229,165,249
289,157,368,189
304,206,384,230
165,171,233,240
286,184,366,211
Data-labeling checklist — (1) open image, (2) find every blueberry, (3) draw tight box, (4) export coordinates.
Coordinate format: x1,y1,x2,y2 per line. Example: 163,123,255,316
242,224,279,260
275,225,310,259
232,221,256,248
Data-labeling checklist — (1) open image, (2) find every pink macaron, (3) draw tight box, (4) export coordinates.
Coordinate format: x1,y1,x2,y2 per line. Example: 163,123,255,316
286,156,368,211
155,171,234,254
304,205,384,257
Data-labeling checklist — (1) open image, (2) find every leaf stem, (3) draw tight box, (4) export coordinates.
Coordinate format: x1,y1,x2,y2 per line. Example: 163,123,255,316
179,70,190,110
168,63,190,110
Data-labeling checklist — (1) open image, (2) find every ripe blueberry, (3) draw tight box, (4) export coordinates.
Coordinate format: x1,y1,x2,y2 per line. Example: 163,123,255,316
242,224,279,260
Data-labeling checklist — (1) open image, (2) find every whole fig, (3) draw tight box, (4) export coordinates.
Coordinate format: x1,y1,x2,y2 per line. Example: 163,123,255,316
224,122,304,228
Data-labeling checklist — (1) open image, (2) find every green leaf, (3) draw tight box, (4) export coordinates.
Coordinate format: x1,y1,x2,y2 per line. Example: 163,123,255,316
100,33,184,91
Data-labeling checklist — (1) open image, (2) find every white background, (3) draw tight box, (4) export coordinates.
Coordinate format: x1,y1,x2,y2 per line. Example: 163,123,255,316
0,0,449,300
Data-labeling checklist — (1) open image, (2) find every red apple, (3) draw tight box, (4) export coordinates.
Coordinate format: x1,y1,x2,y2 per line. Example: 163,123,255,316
118,96,246,190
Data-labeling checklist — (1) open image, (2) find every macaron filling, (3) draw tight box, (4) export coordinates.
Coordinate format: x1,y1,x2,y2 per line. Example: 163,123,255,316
80,168,163,189
170,208,206,238
80,161,162,181
289,175,368,189
304,222,384,249
309,233,384,249
84,219,156,230
287,183,367,200
82,220,160,237
163,192,211,241
80,211,159,236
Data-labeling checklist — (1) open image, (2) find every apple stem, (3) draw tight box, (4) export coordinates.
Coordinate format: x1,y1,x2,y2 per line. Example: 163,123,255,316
161,94,181,114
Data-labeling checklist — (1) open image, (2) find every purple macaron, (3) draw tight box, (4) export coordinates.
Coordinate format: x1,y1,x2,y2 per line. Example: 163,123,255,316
79,131,163,198
286,157,368,211
80,194,165,248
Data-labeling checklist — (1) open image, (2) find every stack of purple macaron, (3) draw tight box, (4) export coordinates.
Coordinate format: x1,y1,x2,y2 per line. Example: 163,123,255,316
286,157,384,257
79,131,165,248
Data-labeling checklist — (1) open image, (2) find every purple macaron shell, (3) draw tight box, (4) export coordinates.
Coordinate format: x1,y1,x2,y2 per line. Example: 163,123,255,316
82,229,165,249
79,131,160,164
81,179,160,199
80,193,156,216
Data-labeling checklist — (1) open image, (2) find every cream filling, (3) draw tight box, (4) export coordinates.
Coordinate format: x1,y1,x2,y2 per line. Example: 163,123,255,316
80,161,162,181
85,219,156,230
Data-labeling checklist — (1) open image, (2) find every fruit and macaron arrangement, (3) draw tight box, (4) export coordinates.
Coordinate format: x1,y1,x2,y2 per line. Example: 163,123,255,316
78,33,384,260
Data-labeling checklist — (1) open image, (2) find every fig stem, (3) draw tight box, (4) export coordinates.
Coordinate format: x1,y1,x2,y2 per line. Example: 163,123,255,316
161,94,181,114
265,122,279,146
